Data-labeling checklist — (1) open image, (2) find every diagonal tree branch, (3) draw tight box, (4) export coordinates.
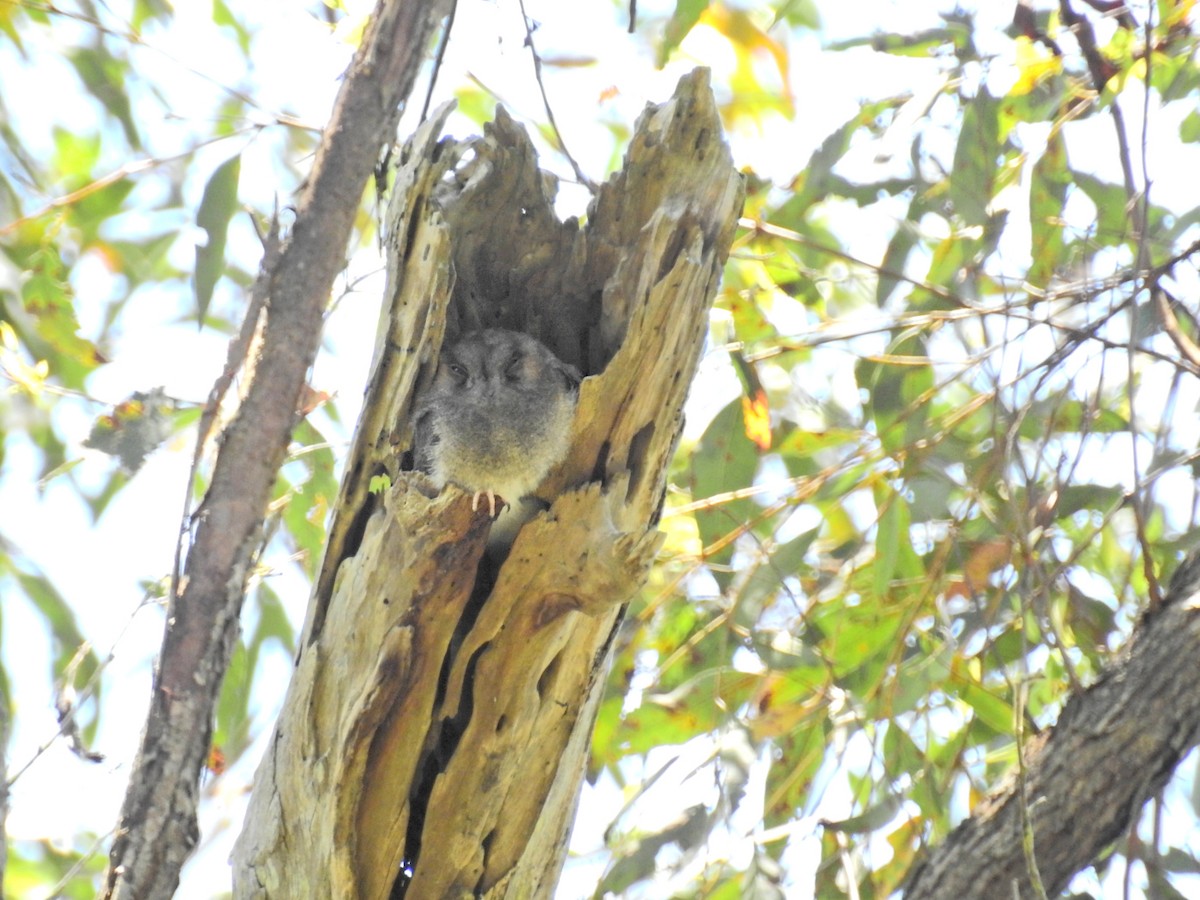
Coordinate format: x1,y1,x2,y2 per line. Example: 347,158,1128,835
905,550,1200,899
102,1,453,897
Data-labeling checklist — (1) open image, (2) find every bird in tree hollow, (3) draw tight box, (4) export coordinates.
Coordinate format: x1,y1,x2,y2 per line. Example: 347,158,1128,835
414,327,580,545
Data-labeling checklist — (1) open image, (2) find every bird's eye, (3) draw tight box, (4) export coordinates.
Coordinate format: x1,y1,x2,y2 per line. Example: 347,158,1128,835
503,354,525,381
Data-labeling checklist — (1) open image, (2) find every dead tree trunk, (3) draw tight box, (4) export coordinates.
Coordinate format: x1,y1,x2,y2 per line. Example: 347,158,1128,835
231,69,743,899
103,1,452,896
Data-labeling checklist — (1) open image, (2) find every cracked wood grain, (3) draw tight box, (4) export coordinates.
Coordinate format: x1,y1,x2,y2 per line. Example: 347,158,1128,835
232,69,743,899
103,2,452,898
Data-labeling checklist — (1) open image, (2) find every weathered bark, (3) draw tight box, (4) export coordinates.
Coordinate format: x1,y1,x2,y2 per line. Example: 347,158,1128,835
102,2,452,897
231,69,743,898
905,552,1200,899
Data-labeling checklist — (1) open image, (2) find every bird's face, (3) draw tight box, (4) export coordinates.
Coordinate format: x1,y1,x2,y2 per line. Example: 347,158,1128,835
430,329,576,408
415,328,580,507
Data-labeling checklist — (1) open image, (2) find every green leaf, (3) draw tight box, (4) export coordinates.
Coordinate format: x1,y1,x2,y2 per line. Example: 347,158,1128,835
782,101,894,218
0,0,26,48
659,0,709,67
773,0,819,29
132,0,173,28
281,420,337,573
250,581,296,657
193,154,242,323
910,230,983,309
1160,846,1200,876
823,794,903,834
827,25,968,58
1145,864,1191,900
52,127,101,178
1071,171,1131,247
619,671,741,754
872,486,923,599
67,46,141,148
858,331,935,453
17,243,104,388
213,638,251,757
764,723,825,820
1028,130,1069,288
108,232,181,284
212,0,252,54
813,598,906,680
890,643,953,715
953,671,1014,735
73,178,135,246
950,92,1000,226
1055,483,1125,518
84,469,131,522
688,400,761,586
13,568,98,688
1181,109,1200,144
736,528,819,624
876,206,920,305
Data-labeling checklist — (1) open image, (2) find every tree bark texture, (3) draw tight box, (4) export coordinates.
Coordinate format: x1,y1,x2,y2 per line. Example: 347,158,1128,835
103,1,453,897
905,551,1200,899
231,69,744,899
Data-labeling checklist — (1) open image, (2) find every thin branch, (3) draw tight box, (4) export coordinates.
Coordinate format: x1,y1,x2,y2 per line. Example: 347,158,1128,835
1127,1,1165,607
11,0,312,128
1155,288,1200,370
739,216,961,305
0,128,258,237
1058,0,1140,219
419,0,458,124
515,0,597,192
102,1,455,895
1015,685,1050,900
46,829,116,898
6,589,158,790
171,210,281,600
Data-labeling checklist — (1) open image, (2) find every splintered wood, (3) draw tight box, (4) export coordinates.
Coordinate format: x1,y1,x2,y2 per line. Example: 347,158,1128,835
232,68,743,900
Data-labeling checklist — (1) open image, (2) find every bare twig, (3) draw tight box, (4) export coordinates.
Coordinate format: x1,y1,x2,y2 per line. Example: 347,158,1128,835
1126,4,1166,607
1155,288,1200,370
47,829,116,898
419,0,458,124
1059,0,1171,604
15,1,314,130
739,216,961,305
515,0,598,192
6,589,158,790
0,129,258,237
1014,686,1050,900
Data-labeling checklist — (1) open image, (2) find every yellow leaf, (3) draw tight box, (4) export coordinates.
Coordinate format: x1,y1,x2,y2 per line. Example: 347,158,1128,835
0,323,49,395
1164,0,1196,28
1011,36,1062,96
741,388,771,450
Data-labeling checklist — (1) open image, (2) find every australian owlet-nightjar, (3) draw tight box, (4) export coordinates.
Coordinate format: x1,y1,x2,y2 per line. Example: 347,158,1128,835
414,328,580,534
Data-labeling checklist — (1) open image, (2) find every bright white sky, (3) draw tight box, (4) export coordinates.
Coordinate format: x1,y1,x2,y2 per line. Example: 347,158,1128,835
3,0,1199,897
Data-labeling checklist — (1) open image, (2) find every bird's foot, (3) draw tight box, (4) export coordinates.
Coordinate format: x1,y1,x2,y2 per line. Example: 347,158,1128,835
471,490,507,518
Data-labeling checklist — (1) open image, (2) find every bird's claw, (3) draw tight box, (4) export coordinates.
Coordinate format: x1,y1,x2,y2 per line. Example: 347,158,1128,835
471,490,507,518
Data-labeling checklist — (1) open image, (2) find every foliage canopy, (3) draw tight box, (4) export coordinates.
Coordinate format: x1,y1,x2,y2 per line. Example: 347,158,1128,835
2,0,1199,896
